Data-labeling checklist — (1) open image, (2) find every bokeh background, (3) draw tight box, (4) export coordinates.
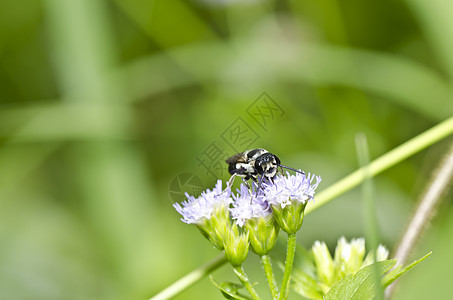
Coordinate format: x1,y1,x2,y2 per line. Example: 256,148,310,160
1,0,452,299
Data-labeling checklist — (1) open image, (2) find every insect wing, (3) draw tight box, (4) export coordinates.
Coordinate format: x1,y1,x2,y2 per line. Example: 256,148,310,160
226,152,247,164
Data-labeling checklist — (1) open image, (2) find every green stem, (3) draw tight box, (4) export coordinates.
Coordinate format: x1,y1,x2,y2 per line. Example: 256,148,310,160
279,233,297,300
149,254,227,300
232,265,261,300
306,115,453,215
260,255,279,300
355,134,383,300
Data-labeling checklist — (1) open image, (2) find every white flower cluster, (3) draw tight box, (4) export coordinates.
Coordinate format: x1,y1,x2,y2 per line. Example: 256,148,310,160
263,172,322,208
173,180,232,224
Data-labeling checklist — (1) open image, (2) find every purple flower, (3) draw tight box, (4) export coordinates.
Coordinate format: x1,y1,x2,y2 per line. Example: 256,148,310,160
229,183,272,227
173,180,233,224
263,171,322,208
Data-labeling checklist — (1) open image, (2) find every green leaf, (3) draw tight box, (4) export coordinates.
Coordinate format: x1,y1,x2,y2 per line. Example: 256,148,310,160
324,259,397,300
290,244,324,299
294,244,316,276
209,275,251,300
291,269,324,300
383,252,432,287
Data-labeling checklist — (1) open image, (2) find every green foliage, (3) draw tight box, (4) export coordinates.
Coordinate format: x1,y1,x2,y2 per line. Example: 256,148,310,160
210,275,251,300
289,240,431,300
382,252,432,287
292,269,324,300
291,244,431,300
325,252,431,300
324,260,396,300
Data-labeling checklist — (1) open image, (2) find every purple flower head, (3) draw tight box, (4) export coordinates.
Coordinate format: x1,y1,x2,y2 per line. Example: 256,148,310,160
173,180,233,224
230,183,272,227
263,171,322,208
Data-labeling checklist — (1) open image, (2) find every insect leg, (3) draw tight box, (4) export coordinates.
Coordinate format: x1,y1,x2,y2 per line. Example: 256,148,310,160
215,173,238,197
256,174,265,196
241,178,251,189
227,173,238,189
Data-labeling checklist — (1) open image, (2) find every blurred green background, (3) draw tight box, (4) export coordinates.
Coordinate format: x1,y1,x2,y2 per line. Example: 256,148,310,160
1,0,452,299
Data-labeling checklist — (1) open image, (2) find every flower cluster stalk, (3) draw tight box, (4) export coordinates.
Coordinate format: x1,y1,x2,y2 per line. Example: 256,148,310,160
260,254,279,299
233,266,261,300
279,233,297,300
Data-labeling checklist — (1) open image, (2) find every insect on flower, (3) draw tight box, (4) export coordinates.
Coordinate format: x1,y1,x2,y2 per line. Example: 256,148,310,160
225,148,305,193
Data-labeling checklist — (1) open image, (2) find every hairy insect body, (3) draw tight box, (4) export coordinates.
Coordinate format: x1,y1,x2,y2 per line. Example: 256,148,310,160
224,148,303,195
226,148,280,182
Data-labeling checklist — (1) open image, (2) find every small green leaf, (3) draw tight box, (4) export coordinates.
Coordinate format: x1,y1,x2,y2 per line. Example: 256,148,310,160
290,245,324,299
209,275,251,300
291,269,324,300
324,259,397,300
383,251,432,287
293,244,316,276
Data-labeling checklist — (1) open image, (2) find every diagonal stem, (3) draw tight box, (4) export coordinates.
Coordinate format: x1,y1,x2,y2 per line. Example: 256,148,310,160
386,142,453,298
149,254,227,300
307,115,453,215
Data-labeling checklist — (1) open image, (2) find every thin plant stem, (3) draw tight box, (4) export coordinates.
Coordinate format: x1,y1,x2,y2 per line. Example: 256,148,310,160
149,254,227,300
355,133,383,300
232,265,261,300
394,142,453,263
386,142,453,299
279,233,297,300
260,254,279,300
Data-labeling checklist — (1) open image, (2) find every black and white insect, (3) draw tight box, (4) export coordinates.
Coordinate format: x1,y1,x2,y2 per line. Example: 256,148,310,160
225,148,304,192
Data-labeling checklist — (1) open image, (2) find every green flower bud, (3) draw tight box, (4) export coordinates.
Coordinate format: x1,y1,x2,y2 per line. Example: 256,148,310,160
207,203,232,250
196,218,223,250
173,180,233,250
334,237,365,275
292,238,391,299
312,240,335,291
224,223,250,267
262,172,321,234
362,244,389,267
246,215,279,255
271,201,307,234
